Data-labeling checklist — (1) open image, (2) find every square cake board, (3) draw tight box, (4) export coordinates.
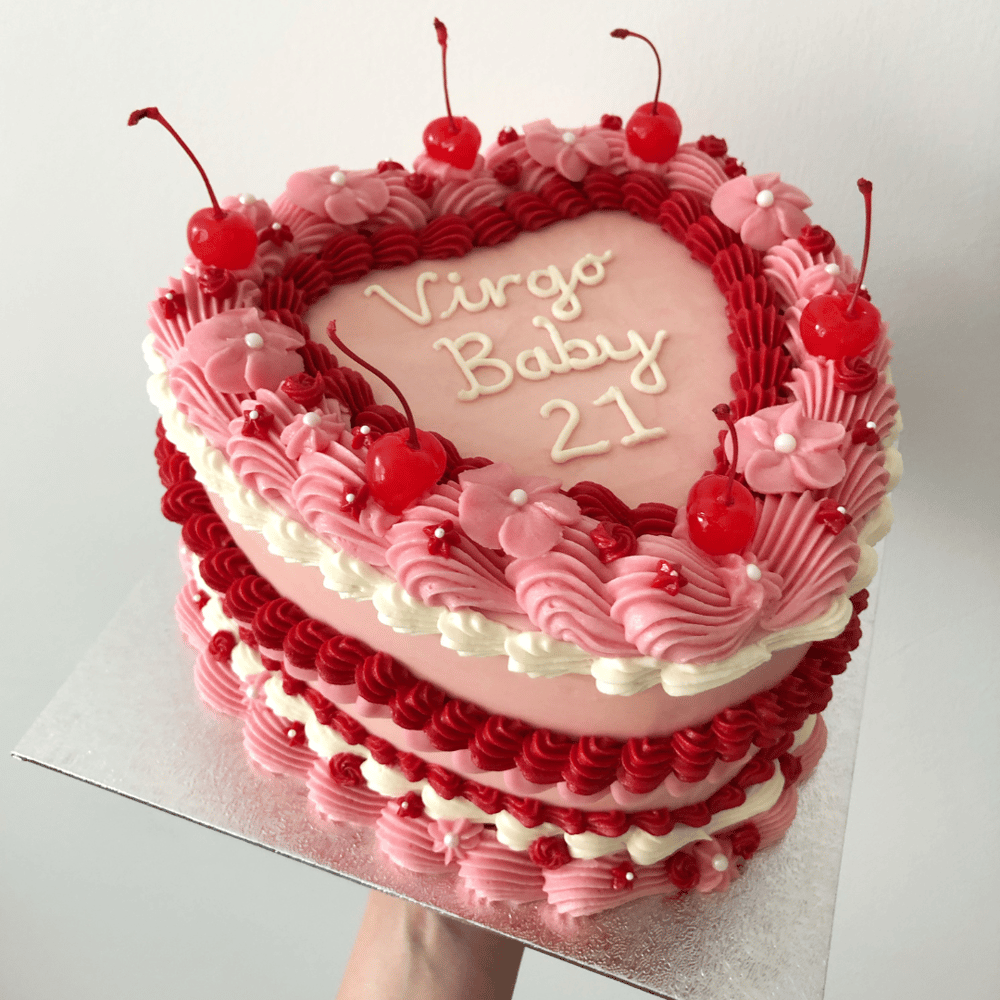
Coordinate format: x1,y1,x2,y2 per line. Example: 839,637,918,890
13,553,879,999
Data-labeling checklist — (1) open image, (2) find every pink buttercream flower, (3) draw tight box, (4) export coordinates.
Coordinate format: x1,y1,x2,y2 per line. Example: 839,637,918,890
732,401,847,493
279,410,346,460
523,120,610,182
185,308,305,394
428,818,483,865
457,462,580,559
284,166,391,225
711,172,812,250
692,838,737,894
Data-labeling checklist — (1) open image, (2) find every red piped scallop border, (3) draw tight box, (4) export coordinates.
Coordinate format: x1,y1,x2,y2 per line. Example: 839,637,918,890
157,419,865,834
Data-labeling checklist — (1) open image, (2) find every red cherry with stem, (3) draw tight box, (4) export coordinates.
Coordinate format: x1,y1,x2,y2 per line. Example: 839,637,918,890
686,405,757,556
325,321,446,515
611,29,682,164
799,179,882,361
128,107,257,271
422,18,481,169
366,429,447,515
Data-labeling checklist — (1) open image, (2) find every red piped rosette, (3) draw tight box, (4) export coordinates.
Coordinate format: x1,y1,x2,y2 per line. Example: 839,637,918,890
159,427,864,833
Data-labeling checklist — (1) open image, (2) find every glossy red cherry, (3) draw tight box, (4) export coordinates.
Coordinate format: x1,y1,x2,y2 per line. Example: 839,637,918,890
799,178,882,361
326,321,446,515
128,107,257,270
366,428,447,515
685,404,757,555
611,29,682,164
423,19,481,169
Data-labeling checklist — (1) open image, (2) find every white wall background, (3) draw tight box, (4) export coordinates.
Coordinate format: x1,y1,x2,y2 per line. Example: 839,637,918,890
1,1,997,997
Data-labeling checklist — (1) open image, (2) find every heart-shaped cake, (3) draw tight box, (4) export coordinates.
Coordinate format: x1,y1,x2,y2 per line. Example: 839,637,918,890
146,115,900,916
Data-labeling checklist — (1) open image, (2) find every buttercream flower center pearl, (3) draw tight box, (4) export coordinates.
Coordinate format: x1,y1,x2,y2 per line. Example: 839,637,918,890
443,833,458,848
244,332,264,349
774,432,797,453
434,527,446,539
329,170,347,186
712,853,729,872
756,189,775,208
562,131,577,145
825,263,841,276
303,412,321,428
509,488,529,506
238,193,256,205
746,563,762,581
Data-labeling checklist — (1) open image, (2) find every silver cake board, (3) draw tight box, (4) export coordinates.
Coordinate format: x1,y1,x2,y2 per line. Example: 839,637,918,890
13,554,878,999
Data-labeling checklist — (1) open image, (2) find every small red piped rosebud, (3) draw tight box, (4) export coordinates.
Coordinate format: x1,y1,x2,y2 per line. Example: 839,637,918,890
351,423,381,451
723,156,747,178
815,498,853,535
799,224,836,256
208,631,237,663
600,114,623,131
651,560,687,595
497,126,519,146
198,265,236,302
377,160,405,173
799,179,882,361
424,519,461,558
697,135,728,158
610,860,637,891
340,484,370,520
241,404,274,439
492,158,521,186
610,29,682,164
422,19,482,169
158,290,186,320
128,107,258,270
590,521,638,563
404,172,436,200
851,418,881,446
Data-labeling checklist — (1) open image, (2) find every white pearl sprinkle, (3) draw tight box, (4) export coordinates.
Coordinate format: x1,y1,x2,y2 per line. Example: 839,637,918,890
345,493,356,503
434,527,446,539
244,333,264,349
825,263,841,276
183,265,196,275
746,563,762,582
239,193,256,205
625,870,635,881
509,488,529,506
287,729,297,739
867,421,877,429
164,292,174,300
712,853,729,872
248,409,259,420
837,506,847,514
303,411,322,428
359,425,371,435
443,833,458,848
330,170,347,186
271,221,282,231
562,131,577,144
756,189,775,208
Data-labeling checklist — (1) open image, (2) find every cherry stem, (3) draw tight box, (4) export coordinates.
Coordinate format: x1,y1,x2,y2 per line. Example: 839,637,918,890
713,404,739,505
128,107,223,219
611,28,662,115
847,178,873,317
326,321,420,450
433,18,457,134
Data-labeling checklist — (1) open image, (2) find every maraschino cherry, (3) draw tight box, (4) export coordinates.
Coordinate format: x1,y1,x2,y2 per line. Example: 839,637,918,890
422,19,481,170
686,405,757,556
798,179,881,361
325,322,446,515
128,107,258,271
611,29,682,164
